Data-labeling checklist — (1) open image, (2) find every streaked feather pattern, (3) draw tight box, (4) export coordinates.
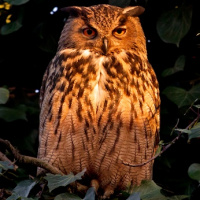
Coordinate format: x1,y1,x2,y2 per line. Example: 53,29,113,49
38,4,160,198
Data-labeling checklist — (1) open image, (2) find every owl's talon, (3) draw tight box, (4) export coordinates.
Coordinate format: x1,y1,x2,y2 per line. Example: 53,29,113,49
91,179,99,193
102,186,114,199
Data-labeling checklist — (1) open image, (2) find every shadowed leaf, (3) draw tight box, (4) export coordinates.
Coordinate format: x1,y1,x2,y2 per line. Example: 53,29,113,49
0,107,27,122
1,20,22,35
162,55,185,77
178,122,200,141
175,128,191,134
0,161,14,173
55,193,81,200
7,195,35,200
6,193,20,200
0,88,9,104
45,169,86,192
194,105,200,109
189,122,200,140
5,0,29,5
168,196,189,200
13,180,37,197
188,163,200,181
163,84,200,108
129,181,188,200
157,5,192,46
83,187,96,200
127,192,140,200
130,180,166,200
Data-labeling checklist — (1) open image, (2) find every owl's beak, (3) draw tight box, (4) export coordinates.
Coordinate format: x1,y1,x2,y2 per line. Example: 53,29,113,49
102,37,108,55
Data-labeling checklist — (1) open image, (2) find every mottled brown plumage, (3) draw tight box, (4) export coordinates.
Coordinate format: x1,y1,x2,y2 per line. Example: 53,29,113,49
37,4,160,198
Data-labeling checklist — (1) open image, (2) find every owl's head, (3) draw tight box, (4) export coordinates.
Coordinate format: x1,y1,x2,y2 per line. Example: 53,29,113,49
58,4,146,55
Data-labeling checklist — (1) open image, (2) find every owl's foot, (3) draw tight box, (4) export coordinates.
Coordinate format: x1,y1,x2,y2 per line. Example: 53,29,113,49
90,179,114,199
91,179,99,193
102,185,114,199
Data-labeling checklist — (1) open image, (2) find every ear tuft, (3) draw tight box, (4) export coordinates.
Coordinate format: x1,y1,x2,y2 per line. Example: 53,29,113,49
122,6,145,17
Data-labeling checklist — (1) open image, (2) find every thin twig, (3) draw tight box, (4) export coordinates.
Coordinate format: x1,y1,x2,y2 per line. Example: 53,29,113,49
121,107,200,167
121,134,180,167
184,98,198,116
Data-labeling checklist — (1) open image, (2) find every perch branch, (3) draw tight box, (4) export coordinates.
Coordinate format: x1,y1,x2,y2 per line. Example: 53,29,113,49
0,139,88,194
0,138,63,175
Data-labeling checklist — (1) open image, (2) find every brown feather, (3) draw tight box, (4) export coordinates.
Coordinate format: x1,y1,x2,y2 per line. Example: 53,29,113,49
38,4,160,198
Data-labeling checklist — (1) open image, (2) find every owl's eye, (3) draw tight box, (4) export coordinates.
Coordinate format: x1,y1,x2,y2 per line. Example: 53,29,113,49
113,28,126,37
83,28,97,38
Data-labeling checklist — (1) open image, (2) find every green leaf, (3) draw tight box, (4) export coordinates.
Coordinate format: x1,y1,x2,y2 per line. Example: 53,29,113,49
167,196,189,200
130,180,167,200
6,195,36,200
162,84,200,108
13,179,37,198
54,193,81,200
6,193,20,200
0,88,9,104
175,128,191,134
194,104,200,109
127,192,140,200
83,187,96,200
156,5,192,46
108,0,131,7
0,161,14,173
45,169,86,192
188,122,200,140
155,140,164,156
15,104,39,116
5,0,29,5
127,181,187,200
188,163,200,181
1,20,22,35
0,107,27,122
162,55,185,77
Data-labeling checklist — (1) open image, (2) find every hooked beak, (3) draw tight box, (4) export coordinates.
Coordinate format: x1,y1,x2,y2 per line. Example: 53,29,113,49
102,37,108,55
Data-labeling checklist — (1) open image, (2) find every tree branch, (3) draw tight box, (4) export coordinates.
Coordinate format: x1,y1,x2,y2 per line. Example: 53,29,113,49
0,138,63,175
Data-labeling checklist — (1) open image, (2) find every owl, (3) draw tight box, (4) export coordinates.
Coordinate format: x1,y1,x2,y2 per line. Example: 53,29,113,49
37,4,160,199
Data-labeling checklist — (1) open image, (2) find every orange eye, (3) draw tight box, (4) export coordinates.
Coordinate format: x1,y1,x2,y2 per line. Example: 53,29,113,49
113,28,126,37
83,28,96,38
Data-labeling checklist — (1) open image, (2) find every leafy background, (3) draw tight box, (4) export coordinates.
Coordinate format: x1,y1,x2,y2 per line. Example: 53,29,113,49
0,0,200,199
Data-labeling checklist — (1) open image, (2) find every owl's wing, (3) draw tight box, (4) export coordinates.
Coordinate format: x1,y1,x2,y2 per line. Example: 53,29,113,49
124,61,160,166
37,51,93,174
92,60,160,188
37,55,65,170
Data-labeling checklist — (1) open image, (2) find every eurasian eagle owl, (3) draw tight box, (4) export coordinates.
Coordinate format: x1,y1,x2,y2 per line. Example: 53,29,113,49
37,4,160,198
